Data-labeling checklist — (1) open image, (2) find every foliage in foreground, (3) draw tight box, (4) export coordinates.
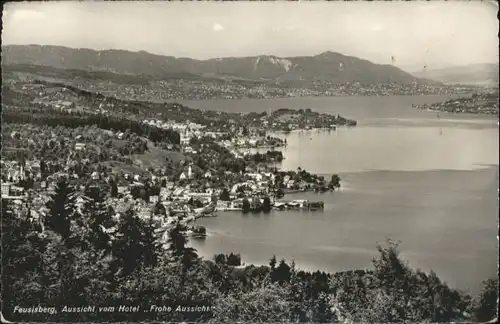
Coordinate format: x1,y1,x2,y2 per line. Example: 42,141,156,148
1,178,497,322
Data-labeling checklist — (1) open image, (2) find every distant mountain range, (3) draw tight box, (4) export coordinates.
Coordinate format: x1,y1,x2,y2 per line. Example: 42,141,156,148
412,64,499,85
2,44,436,85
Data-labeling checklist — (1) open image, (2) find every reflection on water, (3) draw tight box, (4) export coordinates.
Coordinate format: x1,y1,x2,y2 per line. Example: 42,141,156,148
179,94,464,116
192,167,498,294
276,125,499,173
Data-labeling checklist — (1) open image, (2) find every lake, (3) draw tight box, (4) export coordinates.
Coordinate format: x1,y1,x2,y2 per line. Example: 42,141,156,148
188,95,499,294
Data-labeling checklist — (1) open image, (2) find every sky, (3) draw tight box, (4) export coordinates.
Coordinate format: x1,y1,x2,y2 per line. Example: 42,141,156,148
2,1,499,71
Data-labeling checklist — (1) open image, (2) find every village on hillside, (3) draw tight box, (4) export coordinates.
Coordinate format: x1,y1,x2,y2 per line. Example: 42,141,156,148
2,75,344,242
2,63,477,101
412,91,499,116
2,2,499,323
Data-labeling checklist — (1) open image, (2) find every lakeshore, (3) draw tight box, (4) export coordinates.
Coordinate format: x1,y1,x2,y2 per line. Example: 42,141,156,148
191,115,499,294
2,79,351,250
3,3,499,323
3,82,498,324
2,76,498,320
193,167,499,295
412,92,499,116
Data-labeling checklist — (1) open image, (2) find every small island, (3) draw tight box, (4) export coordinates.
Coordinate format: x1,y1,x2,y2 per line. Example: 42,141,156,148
241,108,357,133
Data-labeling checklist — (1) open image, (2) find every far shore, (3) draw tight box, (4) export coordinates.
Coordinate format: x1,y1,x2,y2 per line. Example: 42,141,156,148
176,93,470,104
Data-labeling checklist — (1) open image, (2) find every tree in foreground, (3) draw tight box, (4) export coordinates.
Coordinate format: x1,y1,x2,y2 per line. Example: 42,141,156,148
81,184,116,252
474,278,499,322
210,284,291,324
226,253,242,266
44,177,78,244
166,223,199,268
1,199,46,319
213,253,227,265
111,209,158,276
287,261,309,322
330,238,472,323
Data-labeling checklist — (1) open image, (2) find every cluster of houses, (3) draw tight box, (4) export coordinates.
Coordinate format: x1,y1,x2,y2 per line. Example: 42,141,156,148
413,93,499,115
141,117,285,154
1,150,323,225
24,84,89,113
2,80,333,237
143,119,206,135
217,136,278,149
142,118,226,153
1,159,43,198
54,76,471,101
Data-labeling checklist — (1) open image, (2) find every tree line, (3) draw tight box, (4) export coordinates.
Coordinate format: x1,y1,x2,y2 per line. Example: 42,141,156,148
244,151,284,163
3,109,181,145
2,177,497,322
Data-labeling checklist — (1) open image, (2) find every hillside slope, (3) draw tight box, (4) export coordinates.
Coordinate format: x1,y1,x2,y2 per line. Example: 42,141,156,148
412,63,499,85
2,44,432,85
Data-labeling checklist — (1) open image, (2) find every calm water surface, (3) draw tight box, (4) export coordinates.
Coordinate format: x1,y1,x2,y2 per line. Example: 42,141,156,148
188,96,498,294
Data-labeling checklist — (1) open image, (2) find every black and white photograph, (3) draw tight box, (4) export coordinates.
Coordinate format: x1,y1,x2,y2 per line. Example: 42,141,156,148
1,1,498,323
